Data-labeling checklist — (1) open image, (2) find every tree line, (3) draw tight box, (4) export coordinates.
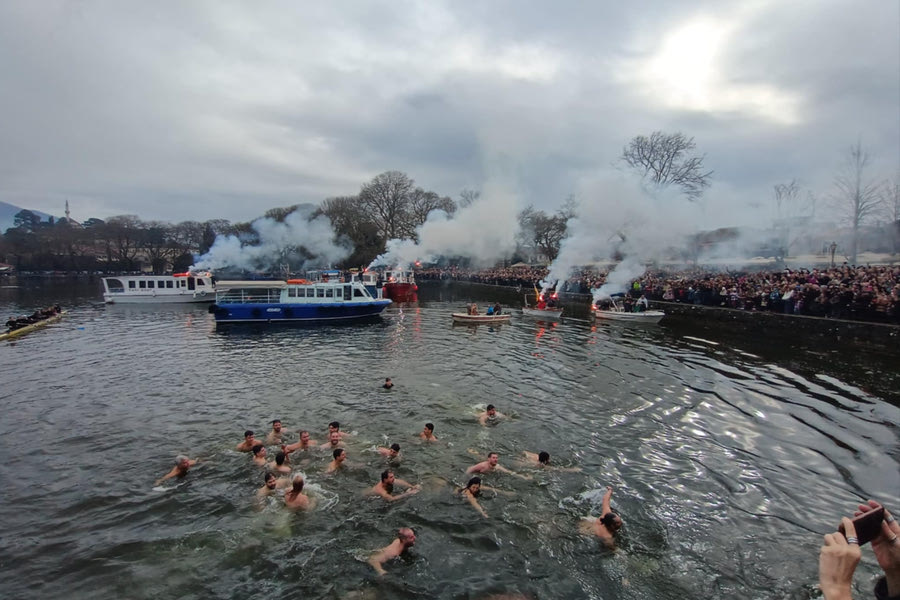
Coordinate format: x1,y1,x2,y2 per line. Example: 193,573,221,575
1,132,895,273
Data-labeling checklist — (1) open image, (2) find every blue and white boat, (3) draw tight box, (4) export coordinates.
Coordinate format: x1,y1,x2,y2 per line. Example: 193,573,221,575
212,278,391,324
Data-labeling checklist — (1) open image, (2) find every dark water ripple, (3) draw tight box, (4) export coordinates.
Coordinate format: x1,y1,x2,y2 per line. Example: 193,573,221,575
0,283,898,599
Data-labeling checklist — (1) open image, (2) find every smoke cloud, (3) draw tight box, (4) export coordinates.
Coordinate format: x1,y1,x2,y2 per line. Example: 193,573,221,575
191,208,351,273
369,174,520,269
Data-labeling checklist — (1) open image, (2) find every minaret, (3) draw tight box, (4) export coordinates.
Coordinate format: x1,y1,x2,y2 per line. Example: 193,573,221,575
65,200,71,223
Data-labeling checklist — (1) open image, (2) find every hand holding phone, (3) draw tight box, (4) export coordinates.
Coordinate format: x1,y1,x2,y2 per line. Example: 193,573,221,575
838,502,884,545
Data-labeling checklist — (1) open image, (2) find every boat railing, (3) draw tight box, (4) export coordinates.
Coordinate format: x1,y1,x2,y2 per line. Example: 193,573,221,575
216,288,283,304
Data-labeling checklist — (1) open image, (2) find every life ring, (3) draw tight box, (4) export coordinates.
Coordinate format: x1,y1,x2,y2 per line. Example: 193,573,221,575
199,290,206,297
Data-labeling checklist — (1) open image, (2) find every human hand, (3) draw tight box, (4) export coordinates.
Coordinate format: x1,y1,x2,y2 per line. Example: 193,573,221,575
858,501,900,596
819,517,861,600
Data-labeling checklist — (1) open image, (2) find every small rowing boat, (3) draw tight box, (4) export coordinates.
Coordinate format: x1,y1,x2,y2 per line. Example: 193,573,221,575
522,306,563,320
451,312,511,324
0,311,67,342
591,294,664,324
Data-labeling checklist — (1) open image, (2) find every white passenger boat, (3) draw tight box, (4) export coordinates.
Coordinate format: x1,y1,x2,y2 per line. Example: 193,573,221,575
102,273,216,304
451,312,511,324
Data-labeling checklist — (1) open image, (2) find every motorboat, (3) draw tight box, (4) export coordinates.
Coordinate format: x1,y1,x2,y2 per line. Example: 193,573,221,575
451,312,511,324
521,306,563,320
1,311,66,341
382,269,417,302
211,278,391,324
591,295,664,324
102,272,216,304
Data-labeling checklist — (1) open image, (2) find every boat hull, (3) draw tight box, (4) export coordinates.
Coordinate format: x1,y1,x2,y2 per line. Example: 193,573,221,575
103,293,213,304
592,309,664,324
213,300,391,323
451,312,511,324
522,307,563,320
383,282,417,302
1,311,66,341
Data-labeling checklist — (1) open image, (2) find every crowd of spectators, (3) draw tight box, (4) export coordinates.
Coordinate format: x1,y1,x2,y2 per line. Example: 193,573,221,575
415,263,900,324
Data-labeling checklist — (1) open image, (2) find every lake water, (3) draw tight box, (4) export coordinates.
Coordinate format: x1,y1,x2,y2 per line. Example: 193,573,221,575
0,279,898,599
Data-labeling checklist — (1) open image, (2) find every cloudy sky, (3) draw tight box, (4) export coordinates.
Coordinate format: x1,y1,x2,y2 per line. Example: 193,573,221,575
1,0,897,228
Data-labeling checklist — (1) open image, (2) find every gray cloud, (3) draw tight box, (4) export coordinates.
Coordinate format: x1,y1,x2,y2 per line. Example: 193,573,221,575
0,0,895,231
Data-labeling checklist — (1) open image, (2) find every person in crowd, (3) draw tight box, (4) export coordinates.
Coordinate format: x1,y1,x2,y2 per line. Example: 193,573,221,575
376,443,402,460
479,404,505,426
383,377,394,389
466,452,531,480
368,469,421,502
368,527,417,576
236,430,260,452
518,451,582,472
818,500,899,600
283,430,318,454
419,422,438,442
250,444,268,467
257,472,289,498
320,430,343,450
284,475,315,510
266,419,286,444
326,448,347,473
270,451,292,474
155,455,198,485
579,486,623,547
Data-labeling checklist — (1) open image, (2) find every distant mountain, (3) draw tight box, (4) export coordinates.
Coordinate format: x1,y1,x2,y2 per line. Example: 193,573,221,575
0,201,57,233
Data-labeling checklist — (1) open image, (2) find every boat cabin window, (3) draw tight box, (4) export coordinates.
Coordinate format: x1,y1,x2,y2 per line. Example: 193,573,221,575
166,281,173,288
139,281,147,289
148,281,155,288
354,287,365,297
129,281,136,289
196,279,205,286
344,285,351,300
316,288,325,298
158,280,165,288
288,287,297,298
325,288,334,298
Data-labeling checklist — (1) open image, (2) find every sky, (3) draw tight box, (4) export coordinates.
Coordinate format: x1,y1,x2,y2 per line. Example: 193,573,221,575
0,0,897,230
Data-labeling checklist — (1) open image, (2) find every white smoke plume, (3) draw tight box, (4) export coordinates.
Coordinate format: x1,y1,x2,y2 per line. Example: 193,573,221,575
191,208,351,273
368,175,520,269
539,174,705,300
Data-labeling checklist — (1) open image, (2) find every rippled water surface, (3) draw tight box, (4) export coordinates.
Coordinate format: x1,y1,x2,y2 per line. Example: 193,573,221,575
1,280,898,599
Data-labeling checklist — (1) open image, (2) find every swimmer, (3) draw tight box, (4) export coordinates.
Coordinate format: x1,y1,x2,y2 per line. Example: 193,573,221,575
257,472,290,498
579,486,623,547
459,476,490,518
283,430,318,453
368,469,420,502
270,451,292,475
155,454,198,485
325,448,347,473
376,443,401,460
284,475,315,511
319,430,343,450
328,421,353,439
251,444,268,467
236,430,260,452
266,419,286,445
519,451,581,472
466,452,531,480
478,404,505,426
383,377,393,389
419,422,438,442
368,527,416,576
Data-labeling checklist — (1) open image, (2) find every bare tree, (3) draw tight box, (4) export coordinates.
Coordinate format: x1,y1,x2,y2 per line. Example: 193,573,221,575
459,188,480,208
359,171,415,241
407,188,456,236
621,131,713,199
517,204,572,262
830,141,883,264
772,179,815,260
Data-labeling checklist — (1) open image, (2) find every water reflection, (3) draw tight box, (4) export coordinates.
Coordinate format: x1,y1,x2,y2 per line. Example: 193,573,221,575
0,280,897,599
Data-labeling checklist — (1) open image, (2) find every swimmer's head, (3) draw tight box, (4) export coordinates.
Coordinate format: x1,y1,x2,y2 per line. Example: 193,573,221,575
329,421,340,432
600,511,622,532
292,475,304,492
244,430,254,439
175,454,189,466
424,423,434,432
538,451,550,464
275,451,287,465
252,444,265,457
390,443,401,455
333,448,346,460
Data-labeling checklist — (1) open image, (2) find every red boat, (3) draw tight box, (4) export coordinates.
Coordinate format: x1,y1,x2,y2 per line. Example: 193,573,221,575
382,269,418,302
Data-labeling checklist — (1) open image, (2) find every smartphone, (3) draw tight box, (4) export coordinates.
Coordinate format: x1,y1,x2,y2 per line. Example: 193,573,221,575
838,503,884,545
